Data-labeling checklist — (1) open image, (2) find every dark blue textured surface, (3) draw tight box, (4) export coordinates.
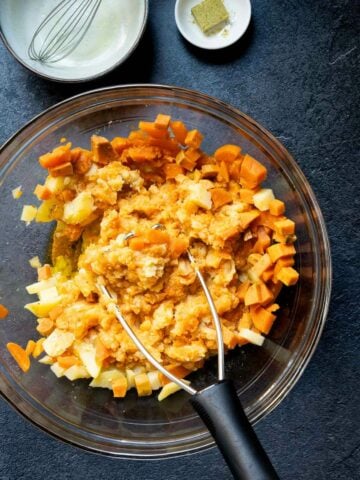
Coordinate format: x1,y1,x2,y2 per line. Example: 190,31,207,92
1,1,359,479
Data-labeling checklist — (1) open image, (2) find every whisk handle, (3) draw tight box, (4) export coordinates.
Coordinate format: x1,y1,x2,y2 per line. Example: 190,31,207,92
190,380,279,480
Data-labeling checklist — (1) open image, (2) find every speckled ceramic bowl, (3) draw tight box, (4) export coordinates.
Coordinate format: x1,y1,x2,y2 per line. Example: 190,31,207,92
0,85,331,457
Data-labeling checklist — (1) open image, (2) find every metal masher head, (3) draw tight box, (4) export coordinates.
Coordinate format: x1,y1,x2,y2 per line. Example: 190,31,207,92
98,224,225,394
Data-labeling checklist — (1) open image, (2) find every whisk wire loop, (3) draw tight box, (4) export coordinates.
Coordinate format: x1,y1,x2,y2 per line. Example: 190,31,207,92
28,0,102,64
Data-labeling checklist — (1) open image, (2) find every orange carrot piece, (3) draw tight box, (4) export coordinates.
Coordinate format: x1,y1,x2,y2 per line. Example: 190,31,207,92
170,120,188,145
184,129,203,148
253,226,271,254
250,305,276,334
217,161,229,182
25,340,36,356
39,143,71,169
0,304,9,319
34,184,52,201
201,164,220,178
176,150,196,171
155,113,171,130
129,237,147,250
111,137,130,154
274,219,295,236
258,283,274,305
222,326,238,349
267,243,296,263
262,268,274,282
91,135,118,164
49,162,73,177
238,211,260,229
127,146,160,162
112,377,128,398
145,229,169,244
36,318,54,336
57,355,80,369
273,257,295,278
214,144,241,163
240,154,267,187
164,163,184,179
276,267,299,286
237,281,250,302
228,159,243,181
139,121,168,139
223,226,240,239
7,343,30,372
169,238,189,258
185,147,202,162
250,253,272,279
160,365,190,385
211,188,233,209
239,188,256,204
269,199,285,216
134,373,152,396
71,148,93,175
33,338,45,358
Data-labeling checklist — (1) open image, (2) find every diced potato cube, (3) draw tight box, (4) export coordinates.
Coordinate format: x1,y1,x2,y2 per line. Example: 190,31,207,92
187,183,212,210
147,371,162,390
90,368,125,389
38,355,54,365
29,256,42,268
63,192,95,225
50,362,66,378
21,205,37,223
43,329,75,357
64,365,91,381
26,278,56,295
77,342,101,378
238,328,265,346
12,186,23,199
126,369,136,389
38,286,59,303
45,175,65,193
253,189,275,211
25,297,62,317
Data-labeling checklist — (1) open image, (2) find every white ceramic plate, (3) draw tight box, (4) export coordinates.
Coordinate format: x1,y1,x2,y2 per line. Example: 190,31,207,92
0,0,148,82
175,0,251,50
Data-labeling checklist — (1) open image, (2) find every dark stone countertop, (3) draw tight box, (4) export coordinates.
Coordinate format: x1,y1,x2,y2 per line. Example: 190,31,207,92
0,1,359,479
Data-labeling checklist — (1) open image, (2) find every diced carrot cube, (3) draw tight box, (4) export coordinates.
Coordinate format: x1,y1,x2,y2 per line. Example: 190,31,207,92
244,284,262,306
57,355,80,369
250,305,276,334
25,340,36,356
240,154,267,187
239,189,256,204
164,163,184,179
139,121,168,139
129,237,147,250
214,144,241,163
201,164,220,178
91,135,118,164
155,114,171,130
269,199,285,216
273,257,295,278
276,267,299,286
184,129,203,148
160,365,190,385
170,120,188,145
237,281,250,302
39,143,71,169
0,304,9,319
145,229,169,244
267,244,296,263
169,238,189,258
211,188,233,209
274,219,295,236
238,211,260,229
95,338,110,363
49,162,73,177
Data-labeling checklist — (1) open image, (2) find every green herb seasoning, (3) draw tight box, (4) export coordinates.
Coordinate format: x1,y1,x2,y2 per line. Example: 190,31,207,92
191,0,229,35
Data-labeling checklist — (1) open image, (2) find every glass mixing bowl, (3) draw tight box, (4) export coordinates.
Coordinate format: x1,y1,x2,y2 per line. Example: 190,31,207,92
0,85,331,457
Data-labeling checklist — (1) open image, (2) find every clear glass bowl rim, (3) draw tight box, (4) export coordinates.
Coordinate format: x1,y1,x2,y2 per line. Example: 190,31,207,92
0,84,332,458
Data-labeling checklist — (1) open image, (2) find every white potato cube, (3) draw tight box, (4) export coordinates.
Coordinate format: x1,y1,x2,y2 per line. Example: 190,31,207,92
90,368,125,389
43,329,75,357
148,371,162,390
63,191,94,225
26,278,56,295
50,362,66,378
21,205,37,223
253,189,275,212
12,186,23,199
77,343,101,378
239,328,265,346
187,183,212,210
64,365,91,381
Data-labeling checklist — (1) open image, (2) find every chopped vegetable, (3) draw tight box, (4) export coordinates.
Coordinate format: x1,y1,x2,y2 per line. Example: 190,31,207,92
7,343,31,372
12,186,23,199
0,304,9,319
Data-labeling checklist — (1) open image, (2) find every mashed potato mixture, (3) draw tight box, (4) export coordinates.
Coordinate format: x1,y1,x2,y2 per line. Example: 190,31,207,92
11,114,299,400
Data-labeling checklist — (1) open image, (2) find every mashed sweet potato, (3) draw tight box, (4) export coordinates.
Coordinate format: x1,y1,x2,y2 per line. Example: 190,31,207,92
11,114,298,400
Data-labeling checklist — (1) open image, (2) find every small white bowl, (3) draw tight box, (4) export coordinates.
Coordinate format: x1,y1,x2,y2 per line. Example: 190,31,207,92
0,0,148,82
175,0,251,50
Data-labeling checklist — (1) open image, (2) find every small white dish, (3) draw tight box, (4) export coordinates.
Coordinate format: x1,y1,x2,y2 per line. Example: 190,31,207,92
175,0,251,50
0,0,148,82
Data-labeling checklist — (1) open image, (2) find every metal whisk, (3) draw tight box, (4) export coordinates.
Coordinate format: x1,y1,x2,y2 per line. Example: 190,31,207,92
28,0,103,64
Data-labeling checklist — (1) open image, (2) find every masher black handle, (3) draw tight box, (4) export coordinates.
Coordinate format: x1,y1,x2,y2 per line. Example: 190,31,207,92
190,380,279,480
